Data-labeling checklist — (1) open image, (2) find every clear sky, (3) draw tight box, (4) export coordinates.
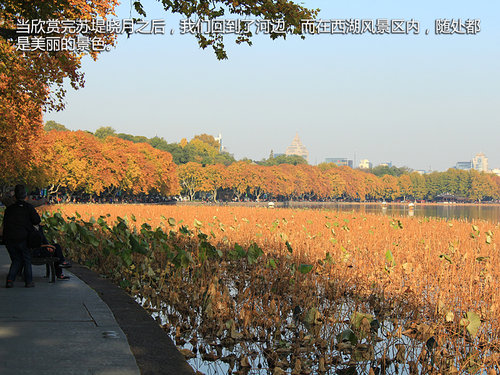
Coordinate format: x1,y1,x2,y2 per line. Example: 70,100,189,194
44,0,500,171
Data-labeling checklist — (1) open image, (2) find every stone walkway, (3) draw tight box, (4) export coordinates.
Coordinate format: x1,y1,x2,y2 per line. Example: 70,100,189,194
0,245,194,374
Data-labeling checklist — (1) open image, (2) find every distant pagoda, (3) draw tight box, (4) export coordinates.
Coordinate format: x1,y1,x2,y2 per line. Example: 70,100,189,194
285,133,308,161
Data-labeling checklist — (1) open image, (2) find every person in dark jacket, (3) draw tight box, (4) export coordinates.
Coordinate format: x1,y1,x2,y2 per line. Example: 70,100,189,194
3,184,40,288
31,227,72,280
0,187,47,244
0,187,48,209
1,186,71,281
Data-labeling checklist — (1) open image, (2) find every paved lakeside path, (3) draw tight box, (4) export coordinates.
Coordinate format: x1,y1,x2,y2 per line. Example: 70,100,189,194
0,245,194,375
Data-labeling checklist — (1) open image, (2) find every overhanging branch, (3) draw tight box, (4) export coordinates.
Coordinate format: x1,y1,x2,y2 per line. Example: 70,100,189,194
0,27,17,41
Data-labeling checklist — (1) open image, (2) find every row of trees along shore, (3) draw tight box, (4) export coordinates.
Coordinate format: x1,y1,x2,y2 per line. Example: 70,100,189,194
0,0,315,183
2,0,496,202
2,127,500,203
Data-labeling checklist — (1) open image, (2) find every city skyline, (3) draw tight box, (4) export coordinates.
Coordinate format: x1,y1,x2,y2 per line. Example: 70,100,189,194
44,0,499,171
272,135,498,172
57,125,498,173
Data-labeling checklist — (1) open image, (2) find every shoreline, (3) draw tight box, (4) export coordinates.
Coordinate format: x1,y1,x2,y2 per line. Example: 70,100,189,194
175,200,500,208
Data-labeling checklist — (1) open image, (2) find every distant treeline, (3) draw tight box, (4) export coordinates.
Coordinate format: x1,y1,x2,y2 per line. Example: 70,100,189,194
44,122,313,167
177,161,499,202
1,125,498,202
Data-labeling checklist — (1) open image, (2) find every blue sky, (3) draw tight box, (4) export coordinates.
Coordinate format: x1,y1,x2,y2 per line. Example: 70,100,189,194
44,0,499,171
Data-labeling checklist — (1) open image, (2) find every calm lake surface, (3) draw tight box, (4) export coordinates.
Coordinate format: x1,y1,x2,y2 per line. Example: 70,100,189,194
288,202,500,223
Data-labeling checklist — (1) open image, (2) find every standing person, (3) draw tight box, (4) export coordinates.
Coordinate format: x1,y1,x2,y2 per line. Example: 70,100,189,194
3,184,41,288
1,187,48,208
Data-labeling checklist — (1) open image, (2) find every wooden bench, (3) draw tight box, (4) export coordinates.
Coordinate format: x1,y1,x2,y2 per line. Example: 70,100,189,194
31,257,60,283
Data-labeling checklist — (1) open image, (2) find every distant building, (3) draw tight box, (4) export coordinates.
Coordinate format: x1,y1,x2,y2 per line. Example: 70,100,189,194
416,170,431,175
325,158,353,168
285,133,309,161
214,133,225,152
472,152,488,172
358,159,372,169
378,162,393,168
490,168,500,177
456,161,473,170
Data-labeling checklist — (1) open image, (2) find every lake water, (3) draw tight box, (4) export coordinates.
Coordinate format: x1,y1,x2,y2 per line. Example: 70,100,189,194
285,202,500,223
181,201,500,223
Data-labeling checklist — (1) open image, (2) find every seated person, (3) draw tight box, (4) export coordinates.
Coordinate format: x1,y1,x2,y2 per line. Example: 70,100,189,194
32,227,72,280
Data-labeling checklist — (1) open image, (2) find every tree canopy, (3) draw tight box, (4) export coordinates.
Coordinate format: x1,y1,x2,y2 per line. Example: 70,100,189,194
1,0,317,185
4,126,500,202
0,0,118,182
132,0,318,59
369,165,413,178
35,129,179,196
259,154,308,166
44,120,68,132
93,128,236,166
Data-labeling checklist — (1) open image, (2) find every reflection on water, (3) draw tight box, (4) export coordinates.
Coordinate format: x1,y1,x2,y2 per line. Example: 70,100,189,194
294,203,500,223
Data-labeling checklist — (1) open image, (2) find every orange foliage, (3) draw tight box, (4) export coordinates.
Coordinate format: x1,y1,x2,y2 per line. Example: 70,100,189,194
50,203,500,326
200,164,226,201
0,0,118,183
34,131,179,195
175,162,500,202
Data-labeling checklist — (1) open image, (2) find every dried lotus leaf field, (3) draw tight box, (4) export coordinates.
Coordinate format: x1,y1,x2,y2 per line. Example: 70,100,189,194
45,204,500,374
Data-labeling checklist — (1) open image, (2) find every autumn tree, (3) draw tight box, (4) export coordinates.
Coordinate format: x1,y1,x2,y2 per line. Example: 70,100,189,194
258,165,276,198
381,175,400,201
398,174,413,201
317,163,346,200
301,164,330,200
227,161,253,200
0,0,118,184
439,168,470,197
177,162,205,200
334,166,367,201
1,0,314,185
489,174,500,200
200,164,226,202
100,136,176,196
124,140,179,196
362,172,383,201
33,130,179,197
468,170,497,201
292,164,319,200
246,165,268,201
192,134,220,150
188,138,219,164
36,130,111,195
